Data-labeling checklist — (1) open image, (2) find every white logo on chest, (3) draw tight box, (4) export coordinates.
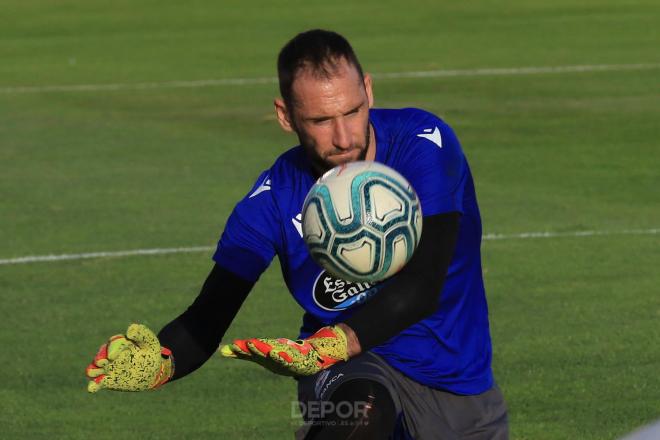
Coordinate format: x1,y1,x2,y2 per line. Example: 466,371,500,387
292,212,303,237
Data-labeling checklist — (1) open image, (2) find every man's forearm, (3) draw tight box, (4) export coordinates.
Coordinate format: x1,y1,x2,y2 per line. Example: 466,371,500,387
343,212,461,353
158,264,253,380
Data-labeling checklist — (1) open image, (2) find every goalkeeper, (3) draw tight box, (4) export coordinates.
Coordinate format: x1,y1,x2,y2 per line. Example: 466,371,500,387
86,29,508,439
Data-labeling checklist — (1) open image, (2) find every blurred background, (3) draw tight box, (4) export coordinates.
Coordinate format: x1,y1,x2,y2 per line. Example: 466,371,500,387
1,0,659,438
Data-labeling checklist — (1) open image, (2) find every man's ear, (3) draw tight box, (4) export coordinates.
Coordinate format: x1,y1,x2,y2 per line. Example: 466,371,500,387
274,98,294,132
363,73,374,108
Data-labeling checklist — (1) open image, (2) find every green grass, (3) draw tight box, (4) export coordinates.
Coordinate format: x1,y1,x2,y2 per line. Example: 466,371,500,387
1,0,659,438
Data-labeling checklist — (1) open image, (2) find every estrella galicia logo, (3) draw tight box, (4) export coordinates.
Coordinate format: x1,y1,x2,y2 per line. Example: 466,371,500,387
312,270,382,311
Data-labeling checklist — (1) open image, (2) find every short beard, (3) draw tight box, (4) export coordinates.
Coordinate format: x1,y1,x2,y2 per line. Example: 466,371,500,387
358,125,370,161
303,122,371,176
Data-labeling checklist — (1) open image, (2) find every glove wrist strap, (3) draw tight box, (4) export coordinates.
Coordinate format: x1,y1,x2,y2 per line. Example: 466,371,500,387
151,347,174,389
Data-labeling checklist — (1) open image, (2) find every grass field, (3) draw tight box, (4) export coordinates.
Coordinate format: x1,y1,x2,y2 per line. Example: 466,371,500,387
1,0,659,438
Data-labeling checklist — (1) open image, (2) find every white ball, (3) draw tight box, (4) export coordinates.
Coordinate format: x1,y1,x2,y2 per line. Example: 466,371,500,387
302,161,423,283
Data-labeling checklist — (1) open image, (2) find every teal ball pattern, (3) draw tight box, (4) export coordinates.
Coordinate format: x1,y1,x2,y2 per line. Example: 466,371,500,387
302,169,422,283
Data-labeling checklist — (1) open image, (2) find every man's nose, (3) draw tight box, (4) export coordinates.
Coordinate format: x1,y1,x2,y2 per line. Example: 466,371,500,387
332,117,351,150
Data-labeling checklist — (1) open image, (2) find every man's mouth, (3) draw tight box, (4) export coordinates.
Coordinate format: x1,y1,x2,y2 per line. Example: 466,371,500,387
330,148,359,158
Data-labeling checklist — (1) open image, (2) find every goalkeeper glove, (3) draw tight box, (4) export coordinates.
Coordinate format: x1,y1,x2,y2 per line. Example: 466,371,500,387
219,325,348,376
85,323,173,393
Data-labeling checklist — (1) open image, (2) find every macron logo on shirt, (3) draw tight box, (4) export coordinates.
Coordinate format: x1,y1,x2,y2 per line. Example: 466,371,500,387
249,176,271,198
292,213,303,238
417,127,443,148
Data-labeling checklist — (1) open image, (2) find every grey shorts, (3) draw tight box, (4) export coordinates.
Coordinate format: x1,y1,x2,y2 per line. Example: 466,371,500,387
296,351,508,440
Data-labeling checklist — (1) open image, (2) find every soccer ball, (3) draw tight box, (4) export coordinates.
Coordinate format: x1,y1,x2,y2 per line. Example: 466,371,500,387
302,161,423,283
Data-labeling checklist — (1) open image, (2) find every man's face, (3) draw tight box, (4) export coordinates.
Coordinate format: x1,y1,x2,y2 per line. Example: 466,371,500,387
275,59,374,175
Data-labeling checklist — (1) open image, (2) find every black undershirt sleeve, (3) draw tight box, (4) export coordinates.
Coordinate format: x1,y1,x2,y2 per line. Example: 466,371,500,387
157,264,253,380
344,211,461,351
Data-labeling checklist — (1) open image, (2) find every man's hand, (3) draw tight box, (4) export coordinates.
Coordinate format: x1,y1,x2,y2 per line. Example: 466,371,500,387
85,323,174,393
219,325,349,376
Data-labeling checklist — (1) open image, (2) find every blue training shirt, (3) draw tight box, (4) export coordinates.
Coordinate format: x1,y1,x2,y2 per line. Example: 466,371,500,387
213,108,494,395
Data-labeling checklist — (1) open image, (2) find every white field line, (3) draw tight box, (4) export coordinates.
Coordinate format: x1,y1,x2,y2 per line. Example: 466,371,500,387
0,246,215,266
2,62,659,94
482,228,660,240
1,228,658,266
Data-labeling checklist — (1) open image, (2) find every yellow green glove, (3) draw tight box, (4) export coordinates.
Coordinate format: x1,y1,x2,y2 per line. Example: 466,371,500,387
85,323,173,393
220,325,348,376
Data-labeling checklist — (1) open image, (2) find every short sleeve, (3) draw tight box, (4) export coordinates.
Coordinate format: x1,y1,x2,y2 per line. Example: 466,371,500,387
396,112,468,217
213,171,280,282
